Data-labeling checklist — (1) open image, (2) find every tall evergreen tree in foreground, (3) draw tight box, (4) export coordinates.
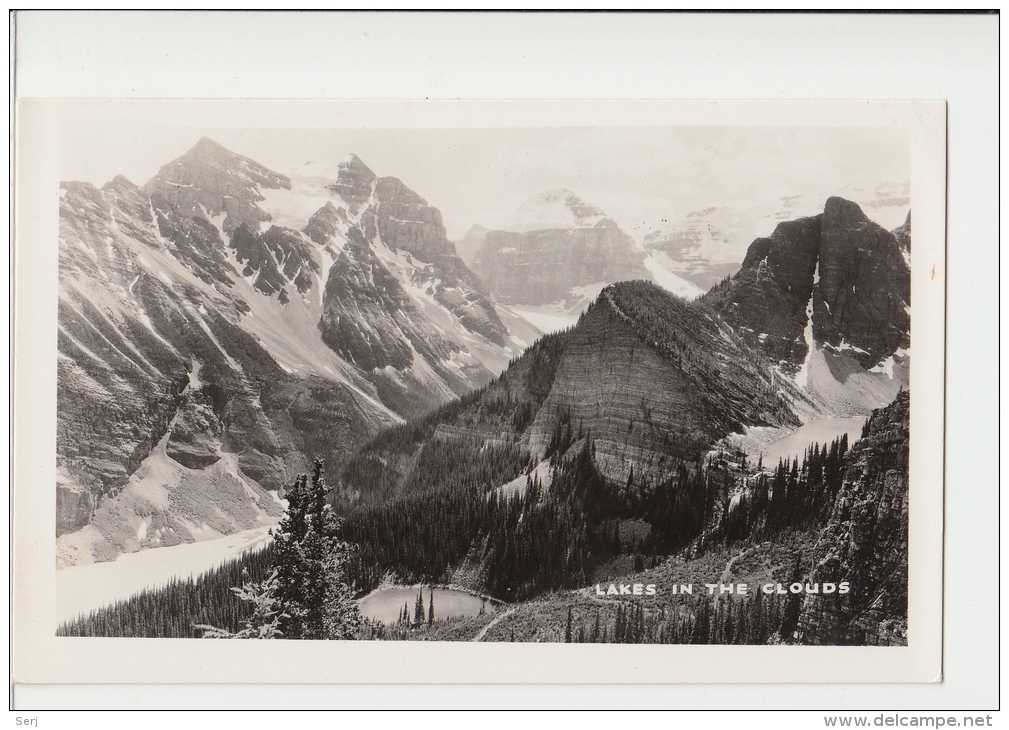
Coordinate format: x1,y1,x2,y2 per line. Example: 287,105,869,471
273,459,362,639
201,459,361,640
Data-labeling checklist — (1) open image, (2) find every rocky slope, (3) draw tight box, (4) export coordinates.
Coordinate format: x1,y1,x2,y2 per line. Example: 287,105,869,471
56,139,536,562
57,179,395,558
798,390,909,646
701,197,910,414
310,155,535,417
143,137,293,234
342,280,803,503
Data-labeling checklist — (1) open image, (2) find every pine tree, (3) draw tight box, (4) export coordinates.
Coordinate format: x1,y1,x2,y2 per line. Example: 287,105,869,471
271,459,362,640
428,591,435,625
197,568,287,639
414,589,425,626
273,474,311,637
779,554,804,642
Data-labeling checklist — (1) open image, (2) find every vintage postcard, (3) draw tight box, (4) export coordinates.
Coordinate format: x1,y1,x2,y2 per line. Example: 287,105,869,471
12,99,946,684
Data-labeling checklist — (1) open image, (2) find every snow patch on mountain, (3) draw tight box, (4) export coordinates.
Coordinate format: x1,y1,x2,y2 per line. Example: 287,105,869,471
495,459,553,500
868,347,910,379
257,162,346,231
503,188,610,233
794,262,819,389
642,255,705,299
509,306,580,334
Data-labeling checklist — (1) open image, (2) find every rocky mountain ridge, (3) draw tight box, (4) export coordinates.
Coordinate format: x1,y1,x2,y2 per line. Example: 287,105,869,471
341,279,804,506
56,139,537,563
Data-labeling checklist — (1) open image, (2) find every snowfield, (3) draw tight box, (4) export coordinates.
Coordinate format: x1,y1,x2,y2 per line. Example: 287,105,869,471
56,525,274,625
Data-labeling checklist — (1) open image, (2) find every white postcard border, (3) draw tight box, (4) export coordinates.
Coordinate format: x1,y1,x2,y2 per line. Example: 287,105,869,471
13,98,946,685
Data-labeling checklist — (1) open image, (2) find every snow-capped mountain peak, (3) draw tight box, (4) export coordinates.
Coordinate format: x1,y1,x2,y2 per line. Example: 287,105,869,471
504,188,613,233
56,138,540,566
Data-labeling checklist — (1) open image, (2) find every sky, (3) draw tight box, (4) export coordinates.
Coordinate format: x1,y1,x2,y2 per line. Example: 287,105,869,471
61,121,910,243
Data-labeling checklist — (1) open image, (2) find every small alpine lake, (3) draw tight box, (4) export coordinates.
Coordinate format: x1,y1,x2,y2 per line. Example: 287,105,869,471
358,585,499,624
760,417,866,466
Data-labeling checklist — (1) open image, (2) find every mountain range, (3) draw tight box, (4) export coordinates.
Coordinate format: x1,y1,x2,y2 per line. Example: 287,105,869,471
56,138,538,565
56,137,911,581
458,189,703,331
641,180,910,291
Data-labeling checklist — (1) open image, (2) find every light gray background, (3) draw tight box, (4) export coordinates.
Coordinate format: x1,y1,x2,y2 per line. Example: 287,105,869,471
11,11,998,710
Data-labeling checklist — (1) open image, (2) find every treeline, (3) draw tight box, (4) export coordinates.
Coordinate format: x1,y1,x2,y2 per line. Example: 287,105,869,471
57,545,274,638
719,434,850,546
341,445,603,601
342,412,710,602
342,407,852,607
343,414,621,600
563,590,803,645
337,331,570,509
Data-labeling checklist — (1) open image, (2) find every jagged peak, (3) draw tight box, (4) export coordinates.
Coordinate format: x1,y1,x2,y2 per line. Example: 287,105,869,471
338,153,377,180
147,136,291,192
187,136,231,156
101,174,140,193
175,137,270,170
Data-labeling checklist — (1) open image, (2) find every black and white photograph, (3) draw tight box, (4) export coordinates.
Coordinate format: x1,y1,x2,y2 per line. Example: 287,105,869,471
11,11,1000,715
51,118,916,647
11,95,950,689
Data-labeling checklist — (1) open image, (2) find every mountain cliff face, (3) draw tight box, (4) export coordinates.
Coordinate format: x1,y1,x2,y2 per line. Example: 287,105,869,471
798,390,909,646
57,139,535,563
703,197,909,371
700,197,910,414
468,190,701,329
143,137,292,234
473,190,651,307
341,280,802,504
310,155,528,417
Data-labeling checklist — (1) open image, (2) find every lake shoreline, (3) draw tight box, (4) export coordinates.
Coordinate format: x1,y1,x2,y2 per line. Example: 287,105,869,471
360,582,505,607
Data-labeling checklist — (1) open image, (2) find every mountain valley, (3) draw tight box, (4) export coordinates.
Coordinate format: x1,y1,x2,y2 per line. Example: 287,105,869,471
54,136,913,648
